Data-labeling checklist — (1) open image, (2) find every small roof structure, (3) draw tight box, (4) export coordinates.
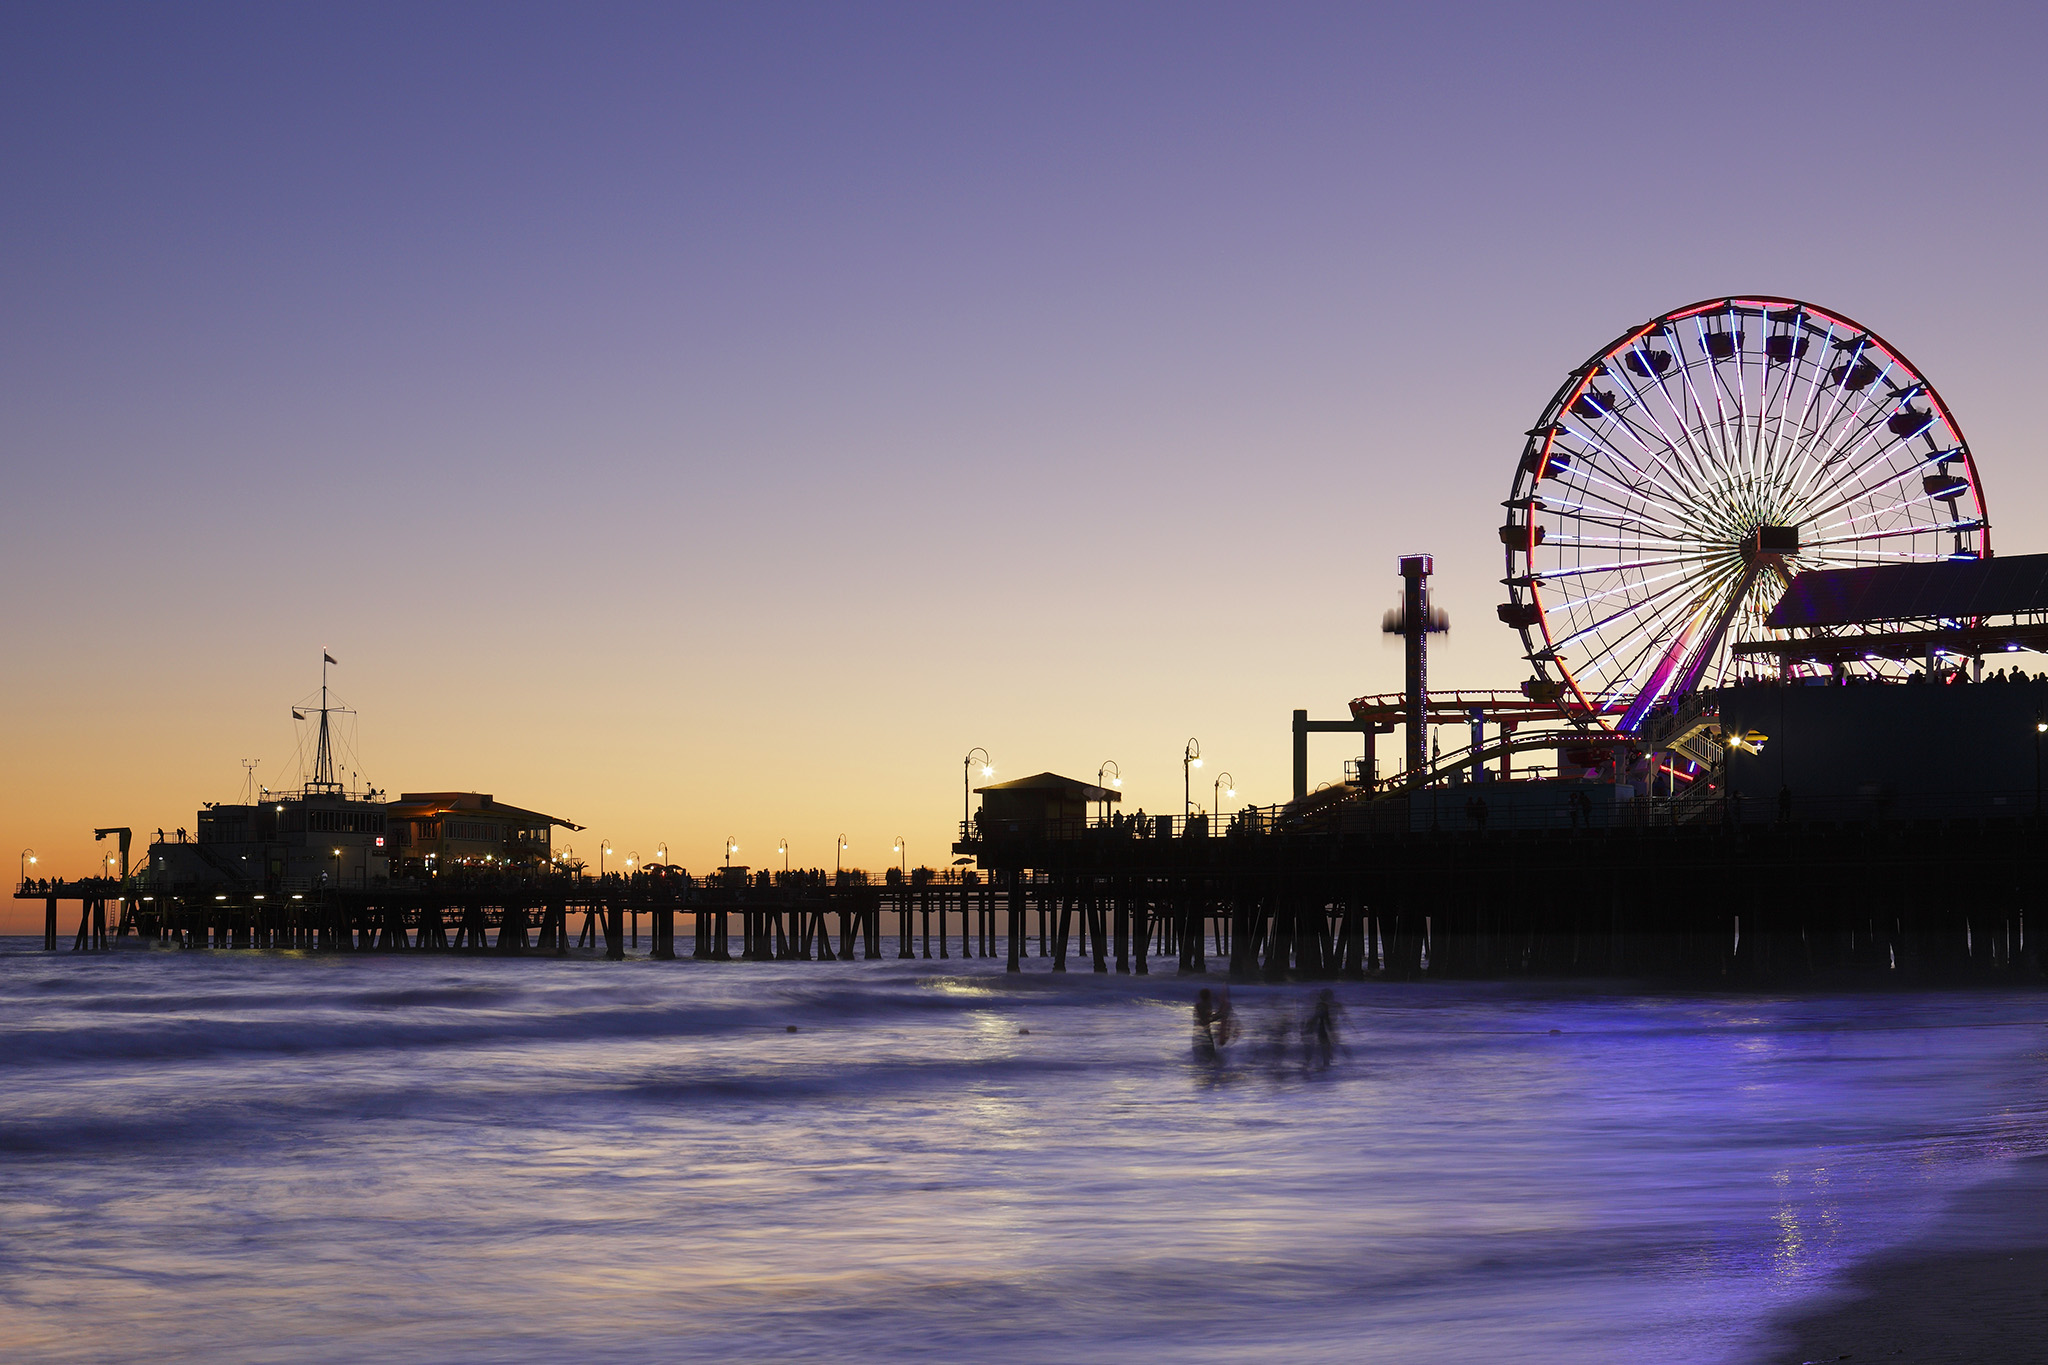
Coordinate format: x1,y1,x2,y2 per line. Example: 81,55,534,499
1767,553,2048,629
385,791,584,831
974,772,1121,803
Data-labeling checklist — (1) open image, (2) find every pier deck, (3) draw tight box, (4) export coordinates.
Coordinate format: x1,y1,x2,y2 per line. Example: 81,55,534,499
18,807,2048,983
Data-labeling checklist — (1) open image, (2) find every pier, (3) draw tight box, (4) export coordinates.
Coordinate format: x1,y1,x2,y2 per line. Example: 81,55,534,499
19,798,2046,982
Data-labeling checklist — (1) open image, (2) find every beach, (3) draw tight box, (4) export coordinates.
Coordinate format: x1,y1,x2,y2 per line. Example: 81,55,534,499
1759,1156,2048,1363
3,940,2046,1363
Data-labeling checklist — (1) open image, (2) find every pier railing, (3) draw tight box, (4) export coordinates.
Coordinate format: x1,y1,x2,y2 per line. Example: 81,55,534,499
953,784,2048,845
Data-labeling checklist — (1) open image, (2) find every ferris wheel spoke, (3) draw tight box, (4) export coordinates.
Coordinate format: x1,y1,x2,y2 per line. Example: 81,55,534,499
1757,338,1829,491
1686,317,1747,478
1571,557,1747,688
1665,351,1728,480
1812,484,1968,537
1803,521,1983,551
1581,594,1722,708
1551,458,1701,529
1540,534,1696,551
1796,350,1914,486
1787,415,1916,524
1782,341,1890,509
1529,550,1729,584
1597,355,1724,502
1556,413,1700,513
1574,415,1698,510
1529,495,1696,540
1795,434,1941,525
1539,566,1722,654
1631,356,1725,494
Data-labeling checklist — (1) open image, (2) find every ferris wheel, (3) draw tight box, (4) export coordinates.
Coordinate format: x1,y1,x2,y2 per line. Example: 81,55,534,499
1500,296,1989,733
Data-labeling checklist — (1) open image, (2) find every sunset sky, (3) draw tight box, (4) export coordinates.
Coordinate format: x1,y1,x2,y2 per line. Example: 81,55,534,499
6,3,2047,925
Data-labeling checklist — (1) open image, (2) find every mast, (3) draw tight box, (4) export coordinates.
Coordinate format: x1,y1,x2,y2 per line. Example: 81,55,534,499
312,651,339,792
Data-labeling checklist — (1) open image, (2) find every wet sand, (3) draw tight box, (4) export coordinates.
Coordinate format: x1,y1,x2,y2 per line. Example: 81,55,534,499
1759,1156,2048,1364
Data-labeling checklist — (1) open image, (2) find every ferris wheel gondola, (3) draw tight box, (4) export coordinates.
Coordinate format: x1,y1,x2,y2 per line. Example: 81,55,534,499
1500,296,1988,733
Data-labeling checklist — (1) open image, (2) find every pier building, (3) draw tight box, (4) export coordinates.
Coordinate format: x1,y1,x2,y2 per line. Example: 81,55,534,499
383,793,583,873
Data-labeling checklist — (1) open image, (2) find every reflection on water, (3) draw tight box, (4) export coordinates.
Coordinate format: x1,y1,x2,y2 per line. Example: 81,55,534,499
1,940,2045,1363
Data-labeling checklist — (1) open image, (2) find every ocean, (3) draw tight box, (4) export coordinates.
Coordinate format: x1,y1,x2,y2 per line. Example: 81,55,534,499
3,938,2045,1363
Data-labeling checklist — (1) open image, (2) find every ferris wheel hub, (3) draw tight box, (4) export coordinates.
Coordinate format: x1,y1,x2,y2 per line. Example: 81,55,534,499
1741,526,1801,560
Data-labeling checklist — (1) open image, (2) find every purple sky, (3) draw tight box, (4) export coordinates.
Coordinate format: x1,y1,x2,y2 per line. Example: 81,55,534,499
6,2,2046,896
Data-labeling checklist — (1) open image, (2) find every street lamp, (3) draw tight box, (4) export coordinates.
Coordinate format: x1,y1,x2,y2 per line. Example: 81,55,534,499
963,748,992,833
600,841,612,879
778,839,789,873
1183,738,1202,821
655,843,669,867
725,837,738,870
893,836,906,874
836,834,848,875
1097,760,1122,822
18,849,34,885
1213,771,1236,827
625,852,638,874
332,848,341,885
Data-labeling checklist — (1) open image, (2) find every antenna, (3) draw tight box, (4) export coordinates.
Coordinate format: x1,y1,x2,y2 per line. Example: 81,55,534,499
241,759,260,805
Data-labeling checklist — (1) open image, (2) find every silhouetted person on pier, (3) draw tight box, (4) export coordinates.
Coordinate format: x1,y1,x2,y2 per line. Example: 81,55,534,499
1465,795,1489,832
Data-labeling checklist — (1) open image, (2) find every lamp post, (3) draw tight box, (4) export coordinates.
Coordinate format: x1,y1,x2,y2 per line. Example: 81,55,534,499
963,748,992,835
655,843,669,867
1097,761,1121,822
893,837,906,874
836,835,848,876
332,848,341,886
600,841,611,879
1183,739,1202,822
725,837,737,870
778,839,789,874
18,849,34,886
625,853,641,950
1213,771,1236,829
